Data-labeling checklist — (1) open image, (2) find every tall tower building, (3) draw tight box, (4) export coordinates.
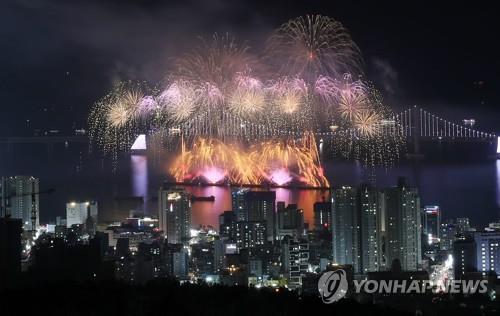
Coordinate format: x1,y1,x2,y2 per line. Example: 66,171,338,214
359,184,382,273
332,186,360,272
453,238,476,279
440,219,457,251
381,178,422,271
474,231,500,277
219,211,236,240
172,247,189,278
332,185,382,274
283,238,309,291
456,217,472,235
276,204,304,240
0,176,39,231
234,221,267,249
231,189,248,221
423,205,441,245
313,201,332,231
243,191,276,242
158,187,191,244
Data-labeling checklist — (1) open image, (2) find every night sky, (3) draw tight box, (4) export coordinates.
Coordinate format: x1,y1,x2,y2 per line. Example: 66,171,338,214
1,0,499,136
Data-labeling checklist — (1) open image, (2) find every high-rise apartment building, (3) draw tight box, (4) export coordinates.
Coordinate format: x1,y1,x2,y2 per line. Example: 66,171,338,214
332,186,360,272
284,238,309,291
276,203,304,240
359,185,382,273
453,238,476,279
381,178,422,271
332,179,420,273
423,205,441,245
0,176,39,231
474,231,500,277
231,189,249,222
313,201,332,231
332,185,382,273
158,187,191,244
242,191,276,241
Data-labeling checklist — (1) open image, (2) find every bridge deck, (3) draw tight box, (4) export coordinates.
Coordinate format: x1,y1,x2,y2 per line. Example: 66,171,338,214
0,136,88,144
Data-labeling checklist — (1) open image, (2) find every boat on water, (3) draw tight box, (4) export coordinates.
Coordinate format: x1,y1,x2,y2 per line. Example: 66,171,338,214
190,195,215,202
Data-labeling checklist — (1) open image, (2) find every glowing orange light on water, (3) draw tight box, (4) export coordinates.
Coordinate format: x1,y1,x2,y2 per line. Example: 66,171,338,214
169,132,329,187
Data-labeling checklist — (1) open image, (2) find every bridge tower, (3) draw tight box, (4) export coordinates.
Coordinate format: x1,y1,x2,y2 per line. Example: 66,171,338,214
406,106,423,159
412,106,420,156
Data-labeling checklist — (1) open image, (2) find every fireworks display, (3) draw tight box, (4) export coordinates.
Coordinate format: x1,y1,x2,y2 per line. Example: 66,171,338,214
266,15,363,82
170,133,328,187
89,15,406,187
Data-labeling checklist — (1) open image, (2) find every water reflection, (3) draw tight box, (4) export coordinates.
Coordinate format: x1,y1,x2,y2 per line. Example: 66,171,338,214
3,142,498,227
115,153,500,229
131,155,148,211
497,160,500,209
181,184,329,229
184,186,231,228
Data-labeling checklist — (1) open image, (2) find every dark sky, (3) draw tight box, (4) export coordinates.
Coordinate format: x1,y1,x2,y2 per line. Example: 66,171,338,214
1,0,499,135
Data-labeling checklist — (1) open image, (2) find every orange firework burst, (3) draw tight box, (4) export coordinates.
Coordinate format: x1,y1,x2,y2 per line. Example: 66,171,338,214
170,133,329,187
267,14,363,82
257,133,328,187
107,90,143,128
170,137,263,185
339,91,368,122
354,110,382,137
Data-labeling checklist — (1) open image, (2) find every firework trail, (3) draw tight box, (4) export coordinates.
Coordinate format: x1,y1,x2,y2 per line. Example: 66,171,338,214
173,33,259,99
266,14,363,82
170,133,328,187
170,137,265,185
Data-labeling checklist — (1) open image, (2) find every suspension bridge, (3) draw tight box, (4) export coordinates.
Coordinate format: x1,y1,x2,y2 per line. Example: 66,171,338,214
175,106,495,138
0,106,497,159
176,105,498,159
394,106,497,158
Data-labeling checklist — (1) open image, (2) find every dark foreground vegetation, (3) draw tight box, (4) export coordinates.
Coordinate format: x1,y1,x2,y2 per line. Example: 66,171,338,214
2,279,500,316
1,279,410,316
